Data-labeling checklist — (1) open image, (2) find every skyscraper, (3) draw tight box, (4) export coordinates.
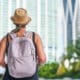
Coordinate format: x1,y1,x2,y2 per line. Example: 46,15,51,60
62,0,77,50
76,0,80,39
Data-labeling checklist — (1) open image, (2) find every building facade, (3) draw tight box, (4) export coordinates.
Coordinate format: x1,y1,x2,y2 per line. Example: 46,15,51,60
0,0,70,63
62,0,78,47
76,0,80,39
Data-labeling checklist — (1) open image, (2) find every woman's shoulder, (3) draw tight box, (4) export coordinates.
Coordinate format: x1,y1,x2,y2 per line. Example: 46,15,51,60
1,33,12,43
0,34,7,45
31,32,42,44
28,31,40,37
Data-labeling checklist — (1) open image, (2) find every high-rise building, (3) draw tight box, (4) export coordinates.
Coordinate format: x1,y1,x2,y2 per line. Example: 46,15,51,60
76,0,80,39
62,0,77,47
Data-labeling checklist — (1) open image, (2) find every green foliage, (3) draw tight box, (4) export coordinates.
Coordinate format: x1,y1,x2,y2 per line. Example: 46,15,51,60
75,39,80,57
67,44,75,60
57,64,67,76
0,75,3,80
38,63,59,78
71,62,80,72
73,72,80,78
38,62,80,79
38,39,80,79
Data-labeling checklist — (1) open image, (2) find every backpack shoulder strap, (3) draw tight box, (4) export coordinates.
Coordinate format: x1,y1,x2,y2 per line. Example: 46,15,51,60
5,34,9,54
5,32,16,54
33,32,35,46
33,32,37,57
9,32,16,39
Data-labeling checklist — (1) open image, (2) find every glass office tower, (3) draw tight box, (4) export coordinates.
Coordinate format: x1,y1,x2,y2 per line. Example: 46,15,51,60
62,0,77,46
76,0,80,39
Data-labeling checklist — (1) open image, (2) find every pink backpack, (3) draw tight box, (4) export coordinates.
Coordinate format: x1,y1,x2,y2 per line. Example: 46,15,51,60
7,31,37,78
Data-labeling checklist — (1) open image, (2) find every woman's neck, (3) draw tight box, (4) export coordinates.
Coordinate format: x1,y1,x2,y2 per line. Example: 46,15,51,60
19,27,26,33
16,28,26,37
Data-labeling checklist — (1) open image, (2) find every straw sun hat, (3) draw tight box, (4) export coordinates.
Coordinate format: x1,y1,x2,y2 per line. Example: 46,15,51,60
11,8,31,25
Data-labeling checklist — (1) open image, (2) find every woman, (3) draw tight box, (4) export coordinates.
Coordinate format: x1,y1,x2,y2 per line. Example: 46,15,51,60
0,8,46,80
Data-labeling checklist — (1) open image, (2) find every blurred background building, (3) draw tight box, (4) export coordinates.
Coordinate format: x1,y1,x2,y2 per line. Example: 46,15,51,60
63,0,77,46
0,0,80,74
76,0,80,39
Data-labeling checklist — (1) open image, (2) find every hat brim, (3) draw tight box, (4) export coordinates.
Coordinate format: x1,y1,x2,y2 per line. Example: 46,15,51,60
11,16,31,25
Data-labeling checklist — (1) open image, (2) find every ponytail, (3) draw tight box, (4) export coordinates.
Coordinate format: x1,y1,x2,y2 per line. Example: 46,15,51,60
12,24,26,32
